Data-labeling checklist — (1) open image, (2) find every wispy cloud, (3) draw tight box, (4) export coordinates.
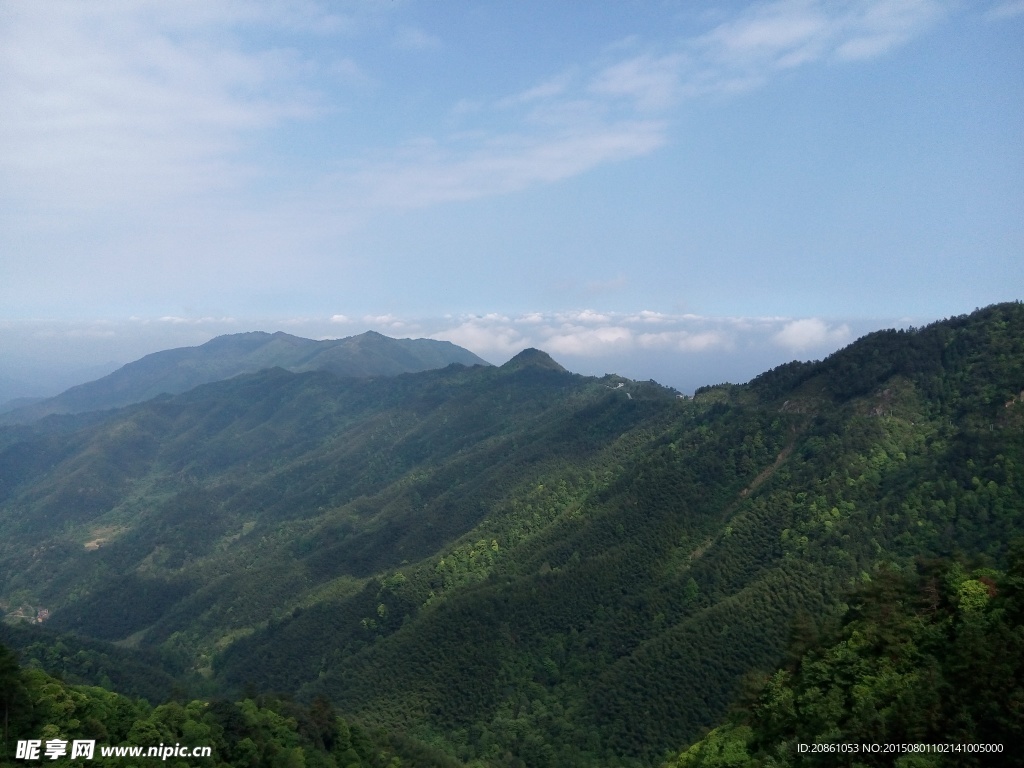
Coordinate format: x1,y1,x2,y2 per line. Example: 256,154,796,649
584,0,949,109
345,0,950,211
589,53,686,111
0,0,956,219
694,0,946,79
497,73,575,108
0,2,340,211
346,121,667,208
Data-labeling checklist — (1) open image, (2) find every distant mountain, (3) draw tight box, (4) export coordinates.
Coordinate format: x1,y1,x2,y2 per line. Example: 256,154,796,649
0,395,44,415
0,374,54,413
0,302,1021,766
0,330,489,423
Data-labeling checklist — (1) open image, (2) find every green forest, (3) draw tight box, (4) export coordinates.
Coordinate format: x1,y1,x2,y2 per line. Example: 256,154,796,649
0,641,454,767
667,552,1024,767
1,302,1022,766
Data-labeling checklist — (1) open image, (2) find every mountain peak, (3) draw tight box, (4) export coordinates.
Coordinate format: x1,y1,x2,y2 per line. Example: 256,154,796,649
501,348,567,372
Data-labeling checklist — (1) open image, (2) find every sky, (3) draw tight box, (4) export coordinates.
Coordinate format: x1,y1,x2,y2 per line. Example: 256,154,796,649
1,0,1022,399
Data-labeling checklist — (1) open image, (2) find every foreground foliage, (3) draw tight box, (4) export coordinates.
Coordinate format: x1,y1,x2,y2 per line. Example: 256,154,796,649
0,642,457,768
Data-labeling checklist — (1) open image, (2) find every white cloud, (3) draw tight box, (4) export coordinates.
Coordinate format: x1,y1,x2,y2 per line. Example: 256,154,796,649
681,331,730,351
430,320,527,358
637,330,728,352
514,312,546,324
543,326,633,356
772,318,852,351
566,309,612,324
624,310,673,324
362,313,406,328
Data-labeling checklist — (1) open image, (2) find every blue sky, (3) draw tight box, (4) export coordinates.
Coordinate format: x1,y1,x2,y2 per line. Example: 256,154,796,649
1,0,1022,397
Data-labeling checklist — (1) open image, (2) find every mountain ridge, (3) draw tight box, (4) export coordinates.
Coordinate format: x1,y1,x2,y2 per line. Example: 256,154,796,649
0,330,491,424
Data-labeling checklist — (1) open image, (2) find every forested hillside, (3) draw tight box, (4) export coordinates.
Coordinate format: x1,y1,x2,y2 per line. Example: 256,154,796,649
1,302,1022,766
667,552,1024,767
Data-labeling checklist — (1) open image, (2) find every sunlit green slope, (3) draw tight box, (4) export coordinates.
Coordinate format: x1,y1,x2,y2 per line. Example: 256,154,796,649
667,553,1024,768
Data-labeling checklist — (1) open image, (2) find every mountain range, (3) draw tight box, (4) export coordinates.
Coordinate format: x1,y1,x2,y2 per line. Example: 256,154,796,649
0,330,489,423
1,303,1022,767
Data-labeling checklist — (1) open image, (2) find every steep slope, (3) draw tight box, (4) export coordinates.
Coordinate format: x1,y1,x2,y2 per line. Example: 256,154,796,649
1,302,1021,767
0,330,489,423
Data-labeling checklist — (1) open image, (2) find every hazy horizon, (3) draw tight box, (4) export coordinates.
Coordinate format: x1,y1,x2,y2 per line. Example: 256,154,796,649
0,307,965,403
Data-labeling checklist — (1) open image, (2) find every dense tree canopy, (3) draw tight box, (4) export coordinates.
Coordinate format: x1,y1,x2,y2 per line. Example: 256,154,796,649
668,550,1024,767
